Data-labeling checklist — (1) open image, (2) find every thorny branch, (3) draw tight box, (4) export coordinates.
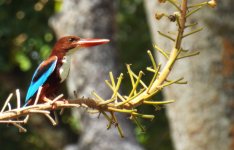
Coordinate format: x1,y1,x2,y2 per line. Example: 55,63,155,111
0,0,216,137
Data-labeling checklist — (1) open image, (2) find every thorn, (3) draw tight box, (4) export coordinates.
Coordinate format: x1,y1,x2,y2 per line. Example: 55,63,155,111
185,22,198,28
98,112,101,118
23,115,30,124
12,123,27,133
73,91,78,98
186,6,202,18
51,94,64,103
154,45,169,59
182,28,203,38
1,93,13,113
167,0,181,12
34,86,43,105
16,89,21,109
7,103,12,111
177,51,200,59
59,108,64,115
44,114,57,126
143,100,175,105
158,31,175,41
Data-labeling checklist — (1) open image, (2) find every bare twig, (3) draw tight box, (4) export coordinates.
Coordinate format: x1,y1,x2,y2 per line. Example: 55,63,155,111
1,93,13,113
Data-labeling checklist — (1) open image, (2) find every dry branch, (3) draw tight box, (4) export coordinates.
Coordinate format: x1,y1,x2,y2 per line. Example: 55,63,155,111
0,0,216,136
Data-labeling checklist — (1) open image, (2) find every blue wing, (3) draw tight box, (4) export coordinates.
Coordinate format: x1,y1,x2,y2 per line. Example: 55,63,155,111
25,56,58,105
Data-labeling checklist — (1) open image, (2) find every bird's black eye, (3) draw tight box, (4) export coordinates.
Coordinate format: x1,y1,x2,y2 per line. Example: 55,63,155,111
68,38,76,42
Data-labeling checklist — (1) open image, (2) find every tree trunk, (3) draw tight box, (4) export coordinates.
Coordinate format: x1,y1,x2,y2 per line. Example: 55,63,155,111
50,0,143,150
144,1,234,150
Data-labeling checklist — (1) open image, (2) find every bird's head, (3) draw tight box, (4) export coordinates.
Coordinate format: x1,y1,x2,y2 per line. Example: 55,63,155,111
51,36,110,56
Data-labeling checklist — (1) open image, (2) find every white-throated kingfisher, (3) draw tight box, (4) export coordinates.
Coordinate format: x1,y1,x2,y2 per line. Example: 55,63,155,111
24,36,109,106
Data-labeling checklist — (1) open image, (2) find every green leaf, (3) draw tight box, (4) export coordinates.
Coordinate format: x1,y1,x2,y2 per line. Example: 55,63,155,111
15,53,31,71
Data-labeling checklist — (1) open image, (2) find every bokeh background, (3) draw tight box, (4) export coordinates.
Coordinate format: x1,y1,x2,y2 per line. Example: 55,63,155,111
0,0,171,149
0,0,233,150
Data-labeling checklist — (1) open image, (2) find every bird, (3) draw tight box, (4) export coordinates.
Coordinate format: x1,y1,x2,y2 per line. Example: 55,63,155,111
24,36,109,107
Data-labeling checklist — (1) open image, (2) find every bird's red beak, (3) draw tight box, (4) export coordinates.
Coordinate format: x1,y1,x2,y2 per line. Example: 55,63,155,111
77,38,110,48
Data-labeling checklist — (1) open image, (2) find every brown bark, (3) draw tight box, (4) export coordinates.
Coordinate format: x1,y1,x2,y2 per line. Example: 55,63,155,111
50,0,143,150
144,1,234,150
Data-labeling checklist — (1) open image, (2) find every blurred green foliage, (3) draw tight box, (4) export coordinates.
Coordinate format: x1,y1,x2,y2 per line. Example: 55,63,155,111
0,0,57,100
0,0,55,72
0,1,77,150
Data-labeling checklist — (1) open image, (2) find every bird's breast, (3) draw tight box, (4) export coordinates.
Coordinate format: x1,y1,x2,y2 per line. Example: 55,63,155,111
59,55,71,83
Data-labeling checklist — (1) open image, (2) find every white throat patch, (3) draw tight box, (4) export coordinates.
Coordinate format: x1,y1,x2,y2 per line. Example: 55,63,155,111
59,55,71,83
66,47,80,55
